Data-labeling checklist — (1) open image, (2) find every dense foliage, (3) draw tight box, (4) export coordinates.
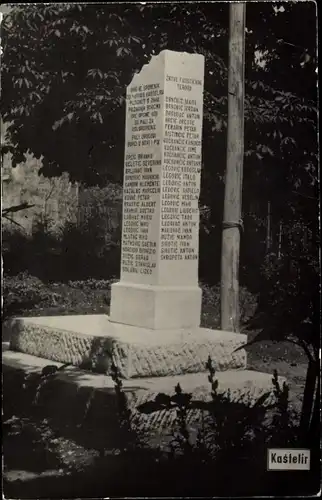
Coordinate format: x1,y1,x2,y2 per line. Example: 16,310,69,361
2,203,121,282
1,3,317,184
1,3,317,278
2,271,113,321
1,2,317,262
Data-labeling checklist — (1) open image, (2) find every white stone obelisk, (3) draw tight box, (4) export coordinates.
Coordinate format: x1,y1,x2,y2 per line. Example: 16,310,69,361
110,50,204,330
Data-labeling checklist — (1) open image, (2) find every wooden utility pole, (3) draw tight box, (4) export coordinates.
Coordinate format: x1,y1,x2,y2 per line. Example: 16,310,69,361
221,2,246,332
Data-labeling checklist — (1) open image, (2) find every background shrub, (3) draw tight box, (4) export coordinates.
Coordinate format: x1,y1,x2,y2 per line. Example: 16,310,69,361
67,278,118,290
2,274,113,320
59,210,120,282
201,283,258,328
2,211,121,283
2,272,60,318
2,228,32,276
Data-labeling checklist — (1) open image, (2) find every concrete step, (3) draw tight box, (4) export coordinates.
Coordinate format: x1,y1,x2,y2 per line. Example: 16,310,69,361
3,349,286,437
4,314,247,378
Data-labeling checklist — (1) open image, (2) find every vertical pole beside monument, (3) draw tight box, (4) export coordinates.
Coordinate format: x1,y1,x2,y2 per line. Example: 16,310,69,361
110,50,205,330
221,2,246,333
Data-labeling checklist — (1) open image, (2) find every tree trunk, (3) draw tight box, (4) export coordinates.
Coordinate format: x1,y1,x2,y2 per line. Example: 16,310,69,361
300,359,319,442
221,3,246,332
266,200,271,253
278,220,283,259
308,377,319,439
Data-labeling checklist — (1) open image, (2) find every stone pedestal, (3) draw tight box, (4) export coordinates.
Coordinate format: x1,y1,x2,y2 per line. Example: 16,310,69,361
110,50,205,330
110,283,202,329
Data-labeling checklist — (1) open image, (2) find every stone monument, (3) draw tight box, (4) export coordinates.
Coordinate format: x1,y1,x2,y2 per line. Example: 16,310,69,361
4,51,283,406
4,51,248,380
110,50,204,330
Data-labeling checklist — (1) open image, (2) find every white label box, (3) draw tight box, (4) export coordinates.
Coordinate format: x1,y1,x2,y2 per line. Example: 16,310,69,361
267,448,311,471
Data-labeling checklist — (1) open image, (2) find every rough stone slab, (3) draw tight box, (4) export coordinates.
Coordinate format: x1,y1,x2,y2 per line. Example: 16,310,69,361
4,315,247,379
3,350,286,434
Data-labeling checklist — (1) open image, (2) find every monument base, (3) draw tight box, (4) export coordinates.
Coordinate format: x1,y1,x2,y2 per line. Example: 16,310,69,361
3,349,287,436
4,314,247,379
110,282,202,330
